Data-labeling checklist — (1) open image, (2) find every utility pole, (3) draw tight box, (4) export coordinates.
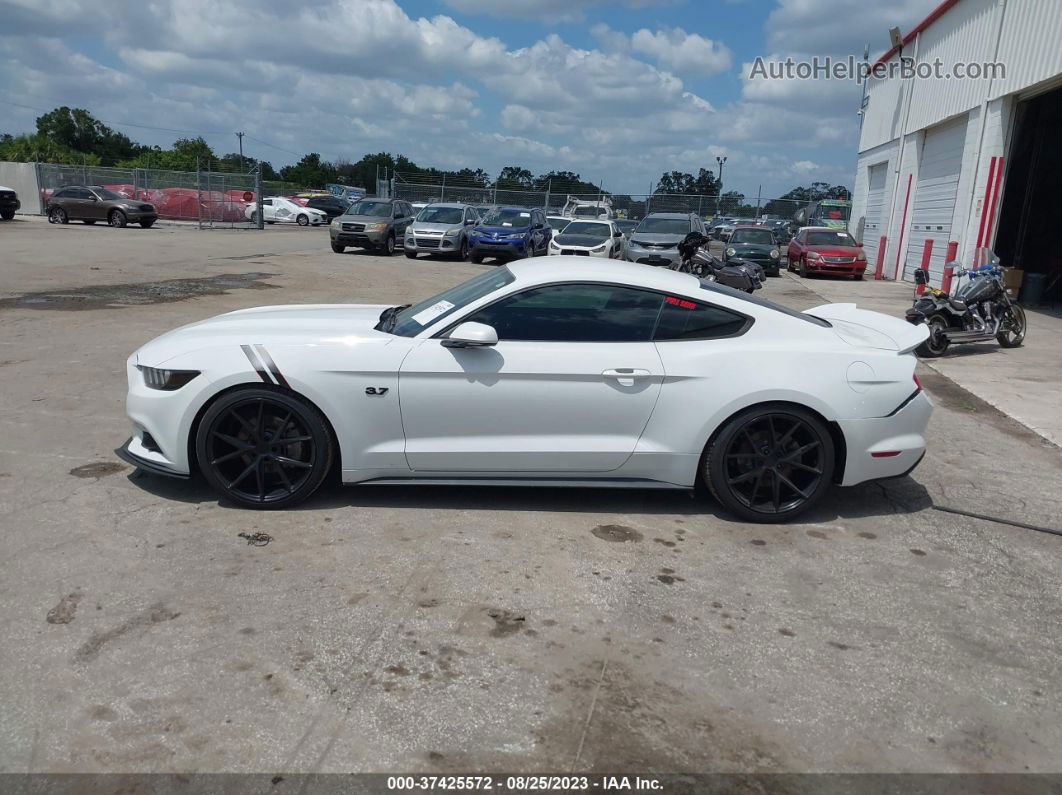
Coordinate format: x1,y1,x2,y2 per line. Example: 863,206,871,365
755,184,762,217
236,131,245,171
716,156,727,215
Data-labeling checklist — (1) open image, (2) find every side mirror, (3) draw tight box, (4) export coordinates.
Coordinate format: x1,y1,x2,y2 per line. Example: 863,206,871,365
442,322,498,348
913,269,928,286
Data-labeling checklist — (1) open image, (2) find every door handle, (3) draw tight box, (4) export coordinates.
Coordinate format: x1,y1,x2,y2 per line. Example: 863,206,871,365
602,368,651,387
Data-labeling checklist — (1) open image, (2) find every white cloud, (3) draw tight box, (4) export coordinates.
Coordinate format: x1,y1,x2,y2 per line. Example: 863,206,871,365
443,0,672,21
592,24,732,76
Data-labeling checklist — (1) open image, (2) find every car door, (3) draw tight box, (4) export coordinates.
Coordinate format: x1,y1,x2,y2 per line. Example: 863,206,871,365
398,283,666,473
260,198,275,222
787,230,805,263
610,223,625,258
65,187,92,220
273,199,293,223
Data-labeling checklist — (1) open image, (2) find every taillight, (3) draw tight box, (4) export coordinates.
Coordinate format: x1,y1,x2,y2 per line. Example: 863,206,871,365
912,373,923,392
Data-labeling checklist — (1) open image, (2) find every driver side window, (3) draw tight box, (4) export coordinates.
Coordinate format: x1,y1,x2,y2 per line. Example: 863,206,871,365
464,284,663,342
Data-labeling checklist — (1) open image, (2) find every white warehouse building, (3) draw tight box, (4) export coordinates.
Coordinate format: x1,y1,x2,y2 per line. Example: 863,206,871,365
849,0,1062,296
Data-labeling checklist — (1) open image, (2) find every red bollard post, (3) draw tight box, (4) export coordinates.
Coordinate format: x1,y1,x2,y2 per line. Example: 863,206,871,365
916,239,934,294
940,240,958,294
874,235,887,280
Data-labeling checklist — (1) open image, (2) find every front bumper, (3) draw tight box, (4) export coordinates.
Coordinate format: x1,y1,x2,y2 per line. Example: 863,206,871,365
837,390,932,486
728,255,780,274
627,248,680,267
805,259,867,276
470,238,528,259
0,198,20,213
405,233,462,254
549,245,610,258
115,437,189,479
331,225,389,247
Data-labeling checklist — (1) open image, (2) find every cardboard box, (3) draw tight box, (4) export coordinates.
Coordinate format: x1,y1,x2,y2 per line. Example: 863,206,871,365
1003,268,1024,292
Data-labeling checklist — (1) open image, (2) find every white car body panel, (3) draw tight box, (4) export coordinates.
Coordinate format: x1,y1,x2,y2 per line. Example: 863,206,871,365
246,197,327,225
123,259,931,494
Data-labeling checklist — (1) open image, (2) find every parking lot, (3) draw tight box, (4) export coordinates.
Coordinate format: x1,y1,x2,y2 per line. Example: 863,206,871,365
1,217,1061,775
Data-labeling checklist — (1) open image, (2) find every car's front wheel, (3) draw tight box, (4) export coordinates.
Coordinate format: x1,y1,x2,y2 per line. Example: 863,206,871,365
195,388,335,509
296,213,309,226
704,404,835,523
139,219,155,229
331,241,345,254
109,209,128,228
383,233,396,256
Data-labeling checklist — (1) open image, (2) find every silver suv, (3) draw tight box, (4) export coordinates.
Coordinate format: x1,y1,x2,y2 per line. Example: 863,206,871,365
404,203,478,260
625,213,706,267
330,198,415,256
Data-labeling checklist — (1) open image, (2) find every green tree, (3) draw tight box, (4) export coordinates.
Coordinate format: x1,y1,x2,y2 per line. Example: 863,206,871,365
35,106,143,165
116,137,217,171
496,165,534,190
279,152,338,187
0,133,101,165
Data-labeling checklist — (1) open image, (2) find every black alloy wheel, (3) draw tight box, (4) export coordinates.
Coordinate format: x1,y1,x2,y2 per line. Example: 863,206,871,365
996,304,1026,348
705,405,834,523
196,389,333,509
49,207,68,224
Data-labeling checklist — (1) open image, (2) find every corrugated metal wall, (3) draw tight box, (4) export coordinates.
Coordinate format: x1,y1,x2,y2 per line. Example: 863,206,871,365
992,0,1062,100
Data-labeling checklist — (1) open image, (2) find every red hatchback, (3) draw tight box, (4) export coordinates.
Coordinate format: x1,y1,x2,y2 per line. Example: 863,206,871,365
787,227,867,279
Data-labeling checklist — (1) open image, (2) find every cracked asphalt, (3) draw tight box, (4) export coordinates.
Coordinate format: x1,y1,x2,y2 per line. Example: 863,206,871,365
1,217,1060,775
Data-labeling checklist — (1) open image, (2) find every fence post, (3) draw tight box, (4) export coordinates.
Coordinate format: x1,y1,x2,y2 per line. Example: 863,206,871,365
874,236,887,280
916,239,934,294
441,173,446,202
255,170,264,230
196,156,202,230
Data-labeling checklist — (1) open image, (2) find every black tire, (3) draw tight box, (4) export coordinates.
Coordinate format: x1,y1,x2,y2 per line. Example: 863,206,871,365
704,404,835,523
996,304,1026,348
109,209,127,228
456,237,469,261
84,219,96,225
916,313,950,358
798,258,807,278
0,210,13,221
139,219,155,229
250,211,258,225
48,207,68,224
195,388,334,510
405,249,418,259
296,213,309,226
384,233,396,256
266,220,275,225
470,252,484,264
853,273,864,281
331,241,345,254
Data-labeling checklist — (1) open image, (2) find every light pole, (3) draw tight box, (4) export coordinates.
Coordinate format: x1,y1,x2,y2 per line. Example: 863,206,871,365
715,155,727,214
236,131,245,172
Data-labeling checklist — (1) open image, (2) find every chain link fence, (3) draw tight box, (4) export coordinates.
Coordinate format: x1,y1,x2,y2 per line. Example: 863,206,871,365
36,163,266,228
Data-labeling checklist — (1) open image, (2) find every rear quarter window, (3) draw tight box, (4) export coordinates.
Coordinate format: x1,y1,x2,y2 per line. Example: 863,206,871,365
653,296,750,340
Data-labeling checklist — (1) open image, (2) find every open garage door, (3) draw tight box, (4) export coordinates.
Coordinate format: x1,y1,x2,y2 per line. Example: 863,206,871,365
903,115,968,282
861,162,888,266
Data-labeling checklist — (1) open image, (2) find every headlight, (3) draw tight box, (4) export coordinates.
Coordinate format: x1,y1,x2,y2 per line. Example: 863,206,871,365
366,222,388,231
444,227,461,236
726,247,736,257
502,233,525,240
856,250,867,261
770,249,780,259
549,239,559,248
137,365,199,391
807,251,822,260
591,244,606,252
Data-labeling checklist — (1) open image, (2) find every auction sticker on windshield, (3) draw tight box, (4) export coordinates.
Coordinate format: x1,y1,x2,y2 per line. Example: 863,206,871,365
412,300,455,326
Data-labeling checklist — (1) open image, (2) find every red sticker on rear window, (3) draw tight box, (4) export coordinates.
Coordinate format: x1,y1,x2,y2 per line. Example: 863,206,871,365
665,296,697,309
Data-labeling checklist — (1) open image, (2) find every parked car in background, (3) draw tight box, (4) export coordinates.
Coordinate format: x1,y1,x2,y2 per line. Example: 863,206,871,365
613,219,638,240
725,226,783,277
469,206,551,263
547,219,625,258
767,219,791,243
404,203,477,260
247,197,327,226
711,218,738,241
46,185,157,228
474,205,496,221
303,195,349,220
626,212,706,268
0,185,20,220
330,198,416,255
787,227,867,279
546,214,571,237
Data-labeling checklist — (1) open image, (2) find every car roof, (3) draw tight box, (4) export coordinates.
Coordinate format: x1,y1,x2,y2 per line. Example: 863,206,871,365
644,212,692,219
732,225,767,230
801,226,846,232
507,258,697,292
418,202,468,209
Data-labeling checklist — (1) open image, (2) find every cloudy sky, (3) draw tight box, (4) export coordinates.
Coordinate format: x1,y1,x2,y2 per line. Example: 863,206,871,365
0,0,936,198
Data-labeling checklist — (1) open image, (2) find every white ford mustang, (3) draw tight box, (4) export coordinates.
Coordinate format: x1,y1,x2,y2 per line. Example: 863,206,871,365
548,219,625,259
117,259,931,522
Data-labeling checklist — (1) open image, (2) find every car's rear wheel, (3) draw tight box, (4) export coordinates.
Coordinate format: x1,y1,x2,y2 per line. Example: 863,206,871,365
196,388,334,509
49,207,68,224
296,213,309,226
704,404,834,523
109,209,127,228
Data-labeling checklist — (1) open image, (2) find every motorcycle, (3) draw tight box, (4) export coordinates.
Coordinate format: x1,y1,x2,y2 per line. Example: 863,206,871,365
905,262,1027,357
675,232,763,293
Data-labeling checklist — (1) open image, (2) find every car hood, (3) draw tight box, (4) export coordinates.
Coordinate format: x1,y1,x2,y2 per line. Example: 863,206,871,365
809,303,929,353
728,242,775,254
136,304,395,366
808,244,862,256
629,232,684,245
554,233,609,248
338,214,390,223
475,225,530,235
411,221,462,233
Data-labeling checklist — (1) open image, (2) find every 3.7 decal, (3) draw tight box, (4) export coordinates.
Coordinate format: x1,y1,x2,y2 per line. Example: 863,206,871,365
365,387,389,396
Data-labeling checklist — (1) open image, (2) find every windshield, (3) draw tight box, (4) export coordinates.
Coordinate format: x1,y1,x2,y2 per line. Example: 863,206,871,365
573,205,603,217
730,229,774,245
615,221,637,232
547,217,570,232
416,206,464,224
807,230,857,246
389,268,516,337
634,217,692,235
92,187,125,200
347,200,392,217
483,209,531,227
559,221,610,239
